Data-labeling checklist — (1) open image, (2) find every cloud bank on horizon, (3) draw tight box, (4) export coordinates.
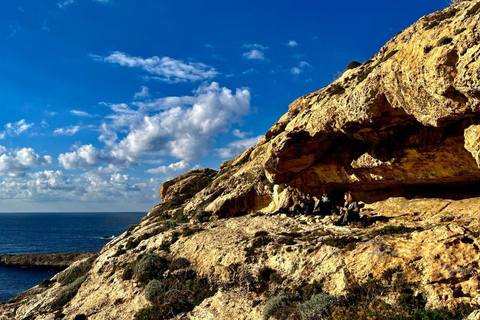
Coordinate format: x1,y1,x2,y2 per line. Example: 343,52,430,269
0,0,446,212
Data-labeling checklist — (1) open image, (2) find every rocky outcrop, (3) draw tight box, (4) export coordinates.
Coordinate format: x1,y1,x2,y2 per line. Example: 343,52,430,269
0,252,97,269
260,1,480,196
2,1,480,319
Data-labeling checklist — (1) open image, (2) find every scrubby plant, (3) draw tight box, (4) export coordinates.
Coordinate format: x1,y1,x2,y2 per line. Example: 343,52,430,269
263,294,294,320
299,293,337,320
145,279,166,302
134,253,169,284
134,306,162,320
57,255,96,286
51,275,87,310
126,237,140,250
323,236,359,249
372,225,418,237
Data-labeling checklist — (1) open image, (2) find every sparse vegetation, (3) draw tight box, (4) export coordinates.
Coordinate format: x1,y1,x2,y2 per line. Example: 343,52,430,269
57,255,96,286
51,275,87,310
134,257,216,320
372,225,418,237
134,253,169,284
145,280,166,302
299,293,337,320
263,294,295,320
323,236,360,249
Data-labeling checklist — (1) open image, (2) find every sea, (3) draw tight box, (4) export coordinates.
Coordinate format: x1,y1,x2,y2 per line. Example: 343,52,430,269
0,211,145,302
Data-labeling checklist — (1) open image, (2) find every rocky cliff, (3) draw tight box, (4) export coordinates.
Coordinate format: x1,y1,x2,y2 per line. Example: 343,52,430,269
2,1,480,319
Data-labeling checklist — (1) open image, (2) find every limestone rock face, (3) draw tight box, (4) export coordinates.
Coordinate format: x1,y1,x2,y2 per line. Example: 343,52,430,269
260,1,480,194
3,2,480,320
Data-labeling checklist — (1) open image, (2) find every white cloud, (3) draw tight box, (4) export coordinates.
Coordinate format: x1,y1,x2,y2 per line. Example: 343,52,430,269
0,169,160,204
287,40,298,47
146,160,200,179
92,51,218,83
108,82,251,162
215,135,263,159
71,110,94,117
243,43,268,50
232,129,252,139
57,0,75,8
58,144,103,170
54,125,80,136
291,61,311,75
0,146,52,178
134,86,150,99
243,49,265,60
0,119,34,139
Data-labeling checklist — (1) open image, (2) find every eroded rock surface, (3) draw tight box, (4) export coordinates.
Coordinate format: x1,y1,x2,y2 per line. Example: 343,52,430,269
2,1,480,319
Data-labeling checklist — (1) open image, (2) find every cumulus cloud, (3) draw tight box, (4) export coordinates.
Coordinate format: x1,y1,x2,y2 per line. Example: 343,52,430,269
58,144,103,170
215,135,263,159
287,40,298,47
146,160,200,179
243,49,265,60
108,81,251,162
54,125,80,136
0,146,52,178
0,169,160,204
92,51,218,83
0,119,34,139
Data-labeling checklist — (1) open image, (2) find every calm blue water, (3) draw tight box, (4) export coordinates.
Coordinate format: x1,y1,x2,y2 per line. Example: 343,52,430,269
0,212,145,302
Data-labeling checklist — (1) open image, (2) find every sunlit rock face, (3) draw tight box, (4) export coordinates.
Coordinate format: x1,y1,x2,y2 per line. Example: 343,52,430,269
3,2,480,320
261,1,480,195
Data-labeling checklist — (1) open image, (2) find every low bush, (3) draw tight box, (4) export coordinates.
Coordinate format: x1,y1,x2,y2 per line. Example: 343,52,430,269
299,293,337,320
51,275,87,310
57,256,96,286
264,294,295,320
134,253,169,284
126,237,140,250
134,306,162,320
145,279,166,302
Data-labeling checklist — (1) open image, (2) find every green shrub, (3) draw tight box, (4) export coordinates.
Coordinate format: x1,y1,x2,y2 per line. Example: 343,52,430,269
145,280,166,302
134,253,169,284
57,256,96,286
51,275,87,310
323,236,359,249
373,225,417,237
299,293,337,320
126,237,140,250
263,294,292,320
134,306,162,320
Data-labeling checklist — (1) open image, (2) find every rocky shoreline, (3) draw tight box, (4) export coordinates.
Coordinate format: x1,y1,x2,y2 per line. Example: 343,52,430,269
0,252,98,269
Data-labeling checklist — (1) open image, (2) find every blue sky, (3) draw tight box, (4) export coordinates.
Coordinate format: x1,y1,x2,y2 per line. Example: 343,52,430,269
0,0,446,212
